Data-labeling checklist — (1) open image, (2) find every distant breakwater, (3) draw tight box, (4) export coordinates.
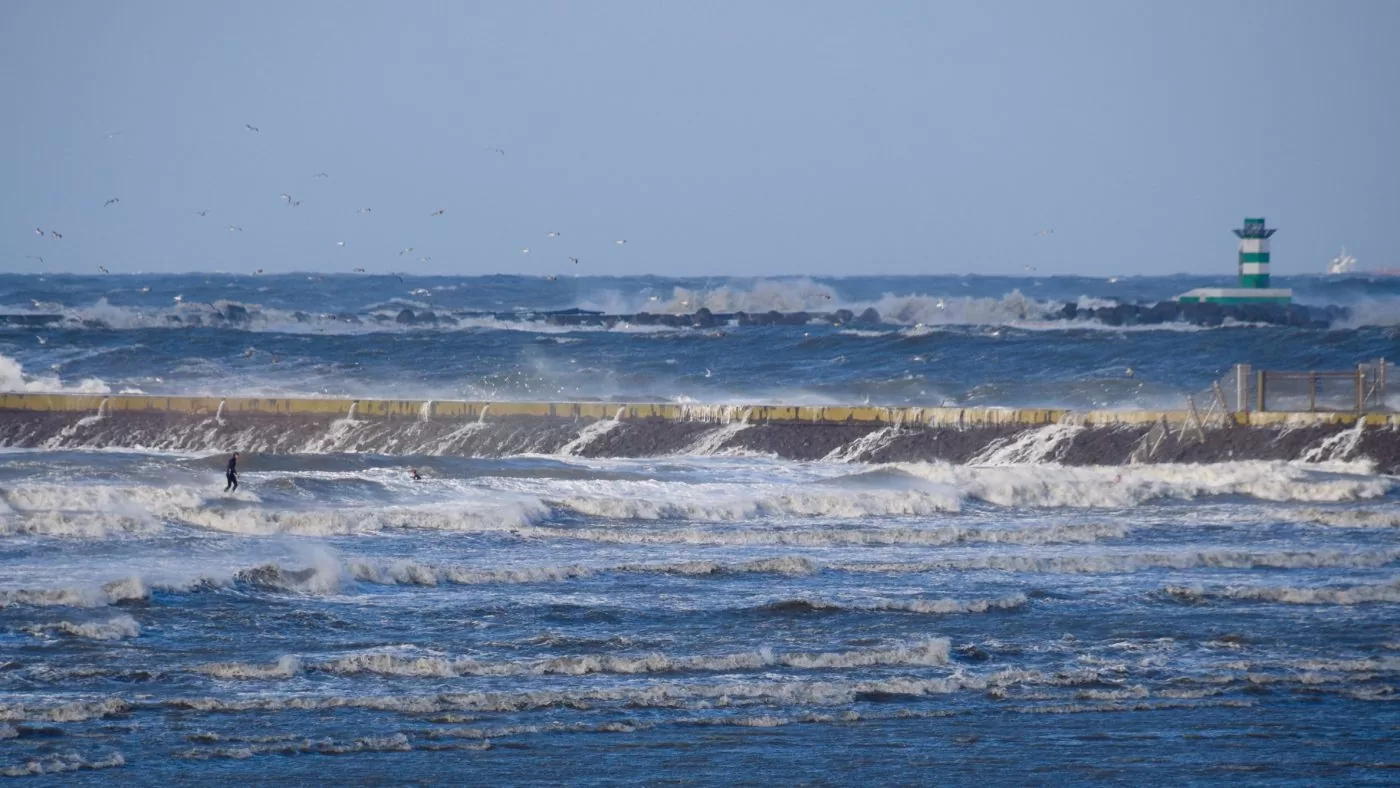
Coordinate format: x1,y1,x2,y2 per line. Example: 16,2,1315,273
1,394,1395,471
0,300,1354,330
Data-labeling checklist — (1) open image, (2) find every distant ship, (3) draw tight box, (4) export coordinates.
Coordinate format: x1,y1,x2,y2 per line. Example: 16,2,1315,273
1325,246,1400,276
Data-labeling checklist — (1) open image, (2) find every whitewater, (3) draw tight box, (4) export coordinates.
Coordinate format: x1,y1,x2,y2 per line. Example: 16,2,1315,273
2,272,1398,782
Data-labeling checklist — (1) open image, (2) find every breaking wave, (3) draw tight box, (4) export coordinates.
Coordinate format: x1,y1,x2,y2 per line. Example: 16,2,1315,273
1166,578,1400,605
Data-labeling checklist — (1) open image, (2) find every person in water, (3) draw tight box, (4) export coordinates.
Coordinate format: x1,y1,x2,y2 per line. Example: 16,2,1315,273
409,467,422,481
224,452,239,492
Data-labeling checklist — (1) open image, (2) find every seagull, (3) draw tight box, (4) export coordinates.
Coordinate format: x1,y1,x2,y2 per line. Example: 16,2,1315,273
547,231,560,238
546,274,558,282
419,256,431,263
1125,367,1135,378
356,207,372,214
98,266,109,274
352,267,366,273
34,228,43,236
522,248,530,254
37,336,47,345
312,172,329,178
1107,276,1120,284
50,231,62,240
281,193,292,204
430,209,445,217
335,241,346,247
290,200,301,207
486,147,505,156
228,225,243,232
1024,265,1037,272
195,210,208,217
173,294,183,302
1033,229,1054,236
104,198,120,207
26,255,43,264
254,268,264,275
399,247,414,256
103,130,124,139
704,368,712,378
568,256,579,265
615,239,627,245
395,274,404,283
139,286,150,293
243,349,255,359
245,124,260,133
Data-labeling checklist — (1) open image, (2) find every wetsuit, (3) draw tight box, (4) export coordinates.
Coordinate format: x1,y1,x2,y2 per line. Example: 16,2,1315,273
224,454,238,492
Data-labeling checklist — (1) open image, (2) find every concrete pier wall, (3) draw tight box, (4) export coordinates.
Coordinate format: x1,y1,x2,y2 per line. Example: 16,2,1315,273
0,392,1396,471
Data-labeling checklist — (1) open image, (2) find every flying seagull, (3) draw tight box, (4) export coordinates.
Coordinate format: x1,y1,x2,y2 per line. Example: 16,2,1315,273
290,200,301,207
352,267,366,273
34,228,43,236
98,265,109,274
1033,229,1054,236
195,210,208,216
521,248,530,254
356,207,372,214
312,172,329,178
615,239,627,245
173,294,183,302
26,255,43,264
139,286,150,293
245,124,259,132
399,247,413,256
430,209,445,217
486,147,505,156
547,231,560,238
281,193,292,204
104,197,120,207
546,274,557,282
50,231,62,240
335,241,346,247
419,256,431,263
569,256,579,265
103,130,124,139
254,268,264,275
228,225,243,232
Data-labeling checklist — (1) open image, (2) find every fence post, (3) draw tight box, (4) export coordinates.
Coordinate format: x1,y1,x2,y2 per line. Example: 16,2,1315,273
1357,364,1365,414
1380,358,1388,411
1256,370,1266,413
1235,364,1251,413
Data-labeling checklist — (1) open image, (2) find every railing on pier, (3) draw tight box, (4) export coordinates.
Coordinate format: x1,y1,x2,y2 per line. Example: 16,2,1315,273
1223,359,1390,414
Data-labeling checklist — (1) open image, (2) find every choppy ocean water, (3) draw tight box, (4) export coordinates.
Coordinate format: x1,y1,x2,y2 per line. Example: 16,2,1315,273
1,273,1398,782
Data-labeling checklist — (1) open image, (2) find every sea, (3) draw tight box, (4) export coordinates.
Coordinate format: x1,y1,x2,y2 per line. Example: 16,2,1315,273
1,272,1398,783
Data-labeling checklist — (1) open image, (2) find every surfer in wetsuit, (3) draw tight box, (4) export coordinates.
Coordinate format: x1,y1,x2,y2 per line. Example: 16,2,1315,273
224,452,239,492
409,467,422,481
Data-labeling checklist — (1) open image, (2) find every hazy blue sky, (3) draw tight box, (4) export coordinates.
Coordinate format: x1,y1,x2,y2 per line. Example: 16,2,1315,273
2,1,1396,277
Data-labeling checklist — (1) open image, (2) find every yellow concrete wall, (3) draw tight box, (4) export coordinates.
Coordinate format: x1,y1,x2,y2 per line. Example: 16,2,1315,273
0,392,1395,428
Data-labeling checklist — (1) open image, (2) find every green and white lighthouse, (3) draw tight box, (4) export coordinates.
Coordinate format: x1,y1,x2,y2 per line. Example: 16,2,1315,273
1176,217,1293,304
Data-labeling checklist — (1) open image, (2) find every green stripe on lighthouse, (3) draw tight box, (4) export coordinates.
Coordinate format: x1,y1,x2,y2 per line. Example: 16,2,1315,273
1240,253,1270,263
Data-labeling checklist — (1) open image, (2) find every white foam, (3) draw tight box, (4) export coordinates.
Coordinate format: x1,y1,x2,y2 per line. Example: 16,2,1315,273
23,614,141,641
1166,578,1400,605
0,353,110,394
308,638,952,679
893,460,1392,508
0,751,126,777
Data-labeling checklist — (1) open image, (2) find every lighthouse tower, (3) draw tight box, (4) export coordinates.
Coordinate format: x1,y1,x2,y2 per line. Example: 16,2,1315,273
1175,216,1293,304
1234,217,1275,288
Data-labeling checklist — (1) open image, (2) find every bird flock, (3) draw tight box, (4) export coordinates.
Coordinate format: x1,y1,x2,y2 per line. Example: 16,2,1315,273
24,123,633,280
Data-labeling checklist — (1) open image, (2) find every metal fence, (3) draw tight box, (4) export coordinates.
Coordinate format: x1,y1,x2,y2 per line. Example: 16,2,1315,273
1221,359,1391,413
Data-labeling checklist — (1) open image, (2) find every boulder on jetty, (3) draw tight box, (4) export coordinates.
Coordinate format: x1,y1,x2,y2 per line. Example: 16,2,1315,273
1060,300,1342,329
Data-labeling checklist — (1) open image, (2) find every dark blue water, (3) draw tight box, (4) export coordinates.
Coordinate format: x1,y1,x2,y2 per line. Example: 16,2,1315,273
1,273,1397,782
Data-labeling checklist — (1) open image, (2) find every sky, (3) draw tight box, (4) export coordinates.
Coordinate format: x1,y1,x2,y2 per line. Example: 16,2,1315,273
1,0,1397,277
